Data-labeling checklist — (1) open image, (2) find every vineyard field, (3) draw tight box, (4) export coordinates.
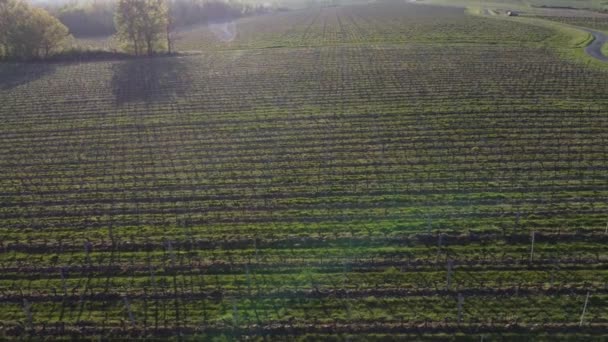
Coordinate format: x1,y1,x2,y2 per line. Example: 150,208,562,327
174,3,556,50
2,2,608,340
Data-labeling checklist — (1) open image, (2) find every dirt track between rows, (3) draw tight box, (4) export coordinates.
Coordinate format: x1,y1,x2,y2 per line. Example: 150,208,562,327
582,29,608,62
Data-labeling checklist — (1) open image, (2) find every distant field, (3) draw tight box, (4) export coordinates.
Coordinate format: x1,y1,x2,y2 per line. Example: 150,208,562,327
2,2,608,340
424,0,608,11
174,4,555,50
75,3,558,51
533,15,608,31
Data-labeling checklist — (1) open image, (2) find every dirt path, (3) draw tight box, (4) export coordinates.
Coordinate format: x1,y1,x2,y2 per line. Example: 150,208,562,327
582,29,608,62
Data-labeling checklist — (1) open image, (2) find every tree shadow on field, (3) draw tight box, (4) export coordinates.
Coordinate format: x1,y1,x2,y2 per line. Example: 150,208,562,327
111,56,193,105
0,63,56,91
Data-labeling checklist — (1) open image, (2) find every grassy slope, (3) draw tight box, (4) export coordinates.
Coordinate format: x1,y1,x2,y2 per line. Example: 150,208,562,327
509,16,603,66
529,16,608,61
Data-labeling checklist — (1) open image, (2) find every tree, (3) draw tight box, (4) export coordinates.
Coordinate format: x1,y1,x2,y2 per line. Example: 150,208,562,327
115,0,169,56
166,4,175,54
32,7,71,57
0,0,70,59
0,0,15,57
115,0,143,55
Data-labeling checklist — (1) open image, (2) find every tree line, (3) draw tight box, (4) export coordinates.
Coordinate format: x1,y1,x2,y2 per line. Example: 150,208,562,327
1,0,279,60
